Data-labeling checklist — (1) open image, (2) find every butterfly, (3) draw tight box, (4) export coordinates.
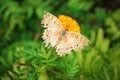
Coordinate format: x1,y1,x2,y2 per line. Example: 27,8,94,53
41,13,89,56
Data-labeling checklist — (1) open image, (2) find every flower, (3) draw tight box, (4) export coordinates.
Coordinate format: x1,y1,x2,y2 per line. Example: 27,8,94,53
58,15,80,33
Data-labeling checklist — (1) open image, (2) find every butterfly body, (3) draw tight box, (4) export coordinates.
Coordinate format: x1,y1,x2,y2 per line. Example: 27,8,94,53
41,13,89,56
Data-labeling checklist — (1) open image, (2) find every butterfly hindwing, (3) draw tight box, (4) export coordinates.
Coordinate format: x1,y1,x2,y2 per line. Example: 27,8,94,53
42,29,62,47
56,32,89,56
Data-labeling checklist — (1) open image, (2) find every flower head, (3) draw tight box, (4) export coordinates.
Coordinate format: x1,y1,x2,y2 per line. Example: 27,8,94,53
58,15,80,33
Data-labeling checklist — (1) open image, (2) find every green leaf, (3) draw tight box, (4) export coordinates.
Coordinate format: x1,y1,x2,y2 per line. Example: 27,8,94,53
90,30,96,44
27,73,36,80
66,60,79,76
8,71,17,79
47,48,53,59
95,8,106,22
91,55,103,73
109,49,120,64
3,10,11,21
35,7,44,19
0,3,7,14
76,52,83,68
41,45,46,54
78,1,94,11
17,14,25,29
10,15,16,30
112,31,120,40
0,57,9,68
48,56,57,63
95,28,104,49
84,49,96,73
38,73,48,80
39,52,48,59
7,52,13,65
113,66,119,80
112,9,120,22
104,69,111,80
105,17,115,26
24,6,33,19
100,38,110,54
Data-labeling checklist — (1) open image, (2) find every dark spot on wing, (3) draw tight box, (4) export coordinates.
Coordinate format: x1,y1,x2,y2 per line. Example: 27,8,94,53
77,44,79,46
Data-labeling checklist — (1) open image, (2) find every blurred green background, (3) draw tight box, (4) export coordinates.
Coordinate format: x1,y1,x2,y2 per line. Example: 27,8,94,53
0,0,120,80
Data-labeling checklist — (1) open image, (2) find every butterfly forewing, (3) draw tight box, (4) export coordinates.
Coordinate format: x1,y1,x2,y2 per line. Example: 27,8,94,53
42,13,64,47
41,13,63,30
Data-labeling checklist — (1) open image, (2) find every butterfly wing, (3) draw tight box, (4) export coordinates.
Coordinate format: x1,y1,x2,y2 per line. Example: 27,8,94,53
41,13,64,47
56,32,89,56
41,13,63,30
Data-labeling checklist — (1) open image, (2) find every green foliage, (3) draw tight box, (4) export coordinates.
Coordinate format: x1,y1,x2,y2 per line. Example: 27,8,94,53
76,28,120,80
105,9,120,40
0,0,120,80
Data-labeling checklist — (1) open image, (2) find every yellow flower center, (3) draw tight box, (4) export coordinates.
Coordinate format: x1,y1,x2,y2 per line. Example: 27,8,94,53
58,15,80,33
